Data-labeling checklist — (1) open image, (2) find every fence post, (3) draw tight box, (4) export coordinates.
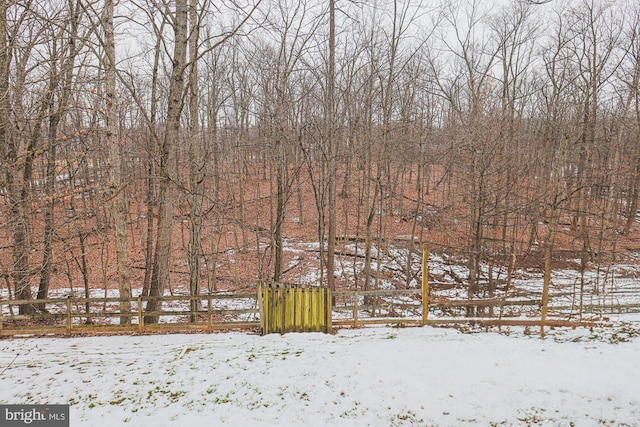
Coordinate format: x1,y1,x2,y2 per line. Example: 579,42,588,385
313,287,320,332
326,287,332,333
257,282,264,334
279,285,286,334
66,299,73,335
422,243,429,325
353,291,359,328
207,294,213,332
269,283,275,334
137,297,144,333
300,287,306,331
293,287,299,333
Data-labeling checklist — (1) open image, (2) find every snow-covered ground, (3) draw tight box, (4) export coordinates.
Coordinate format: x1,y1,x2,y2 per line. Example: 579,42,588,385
2,320,639,426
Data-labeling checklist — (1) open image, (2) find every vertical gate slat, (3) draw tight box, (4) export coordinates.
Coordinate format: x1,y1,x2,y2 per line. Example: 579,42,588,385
300,288,306,331
279,285,286,334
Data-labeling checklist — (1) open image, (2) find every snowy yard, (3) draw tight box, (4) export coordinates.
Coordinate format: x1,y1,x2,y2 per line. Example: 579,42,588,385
1,321,639,426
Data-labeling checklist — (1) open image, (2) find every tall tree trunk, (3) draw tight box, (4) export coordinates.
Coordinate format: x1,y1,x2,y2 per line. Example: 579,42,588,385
2,4,36,314
39,0,81,306
187,0,204,321
273,157,284,283
625,173,639,235
142,156,155,298
104,0,131,324
141,16,165,298
36,55,58,308
326,0,336,292
146,0,188,323
37,141,55,306
0,0,7,169
541,139,568,338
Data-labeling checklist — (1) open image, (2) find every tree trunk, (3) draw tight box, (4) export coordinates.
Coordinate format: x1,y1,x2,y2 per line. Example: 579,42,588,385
326,0,337,292
37,144,55,307
187,0,203,321
146,0,188,323
141,15,165,299
624,176,639,235
38,1,81,305
273,159,284,283
104,0,131,324
0,2,35,314
541,139,568,338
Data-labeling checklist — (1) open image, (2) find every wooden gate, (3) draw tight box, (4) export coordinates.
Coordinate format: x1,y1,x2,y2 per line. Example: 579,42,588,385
257,282,332,334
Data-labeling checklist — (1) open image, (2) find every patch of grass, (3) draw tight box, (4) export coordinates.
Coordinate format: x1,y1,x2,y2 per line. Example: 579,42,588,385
597,419,626,426
169,391,184,402
109,397,126,405
517,406,548,425
390,410,425,426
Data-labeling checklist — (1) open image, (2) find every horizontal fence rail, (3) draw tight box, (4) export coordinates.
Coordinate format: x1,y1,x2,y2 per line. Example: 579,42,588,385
0,287,624,337
333,289,423,328
0,294,260,336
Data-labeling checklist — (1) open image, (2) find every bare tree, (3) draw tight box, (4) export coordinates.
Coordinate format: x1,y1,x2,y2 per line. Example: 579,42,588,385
255,0,321,283
186,0,204,320
326,0,336,292
38,0,84,306
145,0,189,323
103,0,132,323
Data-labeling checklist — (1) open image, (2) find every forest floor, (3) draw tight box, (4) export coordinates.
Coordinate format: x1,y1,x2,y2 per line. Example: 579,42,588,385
3,160,640,323
3,230,640,326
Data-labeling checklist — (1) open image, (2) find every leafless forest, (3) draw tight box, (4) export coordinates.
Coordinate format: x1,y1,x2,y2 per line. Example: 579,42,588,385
1,0,639,322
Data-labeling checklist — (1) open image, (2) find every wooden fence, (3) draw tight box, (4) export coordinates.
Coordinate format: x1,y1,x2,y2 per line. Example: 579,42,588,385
332,289,424,327
0,288,622,337
0,294,260,336
333,289,611,329
0,242,624,336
